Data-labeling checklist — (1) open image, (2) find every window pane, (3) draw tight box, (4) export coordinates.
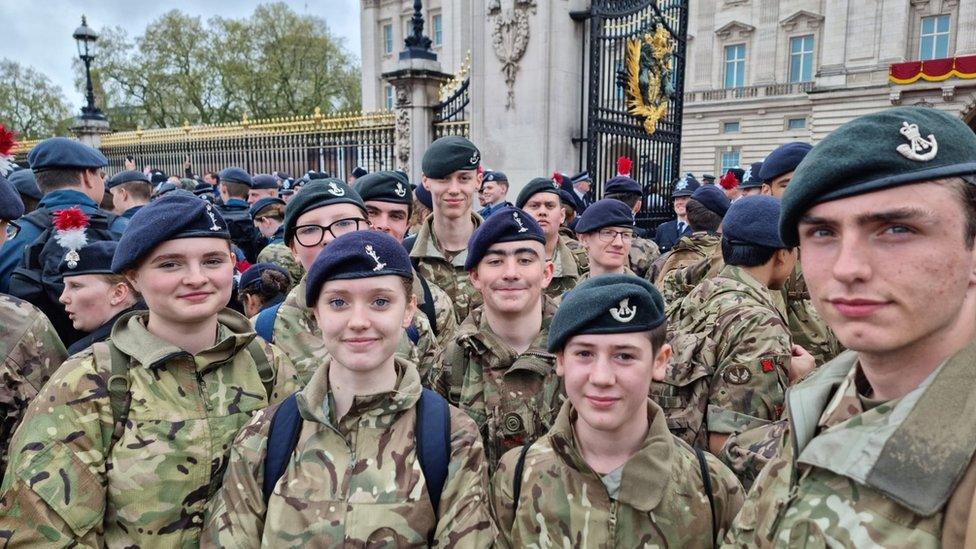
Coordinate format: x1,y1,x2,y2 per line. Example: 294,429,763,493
920,35,933,60
922,16,934,34
937,14,950,33
723,121,740,133
724,45,744,88
383,24,393,53
935,36,949,58
788,117,806,130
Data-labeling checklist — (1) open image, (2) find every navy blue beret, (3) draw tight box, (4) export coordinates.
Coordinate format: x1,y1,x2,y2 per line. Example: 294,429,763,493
548,274,666,352
575,199,634,234
740,162,765,189
515,177,559,208
557,189,578,211
571,171,591,183
113,190,231,272
153,182,179,198
149,170,168,185
464,206,546,270
0,174,25,220
351,166,369,179
27,137,107,171
355,170,412,205
422,135,481,179
59,240,117,277
484,171,508,183
251,174,279,190
722,195,786,249
8,169,41,201
240,262,290,292
303,170,331,182
219,167,253,187
305,230,413,306
759,142,812,182
672,173,700,197
604,176,641,195
279,177,296,194
276,172,293,181
415,181,433,209
282,179,366,245
690,185,730,217
249,197,286,219
107,170,151,189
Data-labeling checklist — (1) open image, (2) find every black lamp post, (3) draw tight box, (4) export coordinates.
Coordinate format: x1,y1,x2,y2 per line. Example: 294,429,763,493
399,0,436,61
73,15,106,121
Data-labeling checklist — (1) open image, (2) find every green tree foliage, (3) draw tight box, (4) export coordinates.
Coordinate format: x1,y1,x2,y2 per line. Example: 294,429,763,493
87,2,361,129
0,59,73,138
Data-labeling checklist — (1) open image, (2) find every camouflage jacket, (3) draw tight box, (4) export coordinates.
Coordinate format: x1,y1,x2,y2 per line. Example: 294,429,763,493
202,358,495,548
628,236,661,279
0,309,300,548
271,274,444,386
0,293,67,484
493,399,745,548
409,213,483,321
781,263,844,367
257,242,305,286
661,253,726,315
545,234,585,300
657,265,792,447
648,232,721,286
724,341,976,547
429,299,564,469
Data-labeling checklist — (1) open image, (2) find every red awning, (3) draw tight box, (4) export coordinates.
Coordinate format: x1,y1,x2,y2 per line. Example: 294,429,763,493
890,55,976,84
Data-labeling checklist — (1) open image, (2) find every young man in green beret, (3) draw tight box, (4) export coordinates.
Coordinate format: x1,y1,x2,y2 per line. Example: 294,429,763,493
492,274,744,547
515,177,586,299
430,206,564,470
409,136,484,320
725,106,976,546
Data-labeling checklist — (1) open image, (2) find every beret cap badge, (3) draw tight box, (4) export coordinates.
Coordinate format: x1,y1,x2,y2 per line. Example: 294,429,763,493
394,182,406,197
205,203,223,231
512,211,528,233
609,298,637,323
328,181,346,196
897,121,938,162
469,151,480,165
366,244,386,271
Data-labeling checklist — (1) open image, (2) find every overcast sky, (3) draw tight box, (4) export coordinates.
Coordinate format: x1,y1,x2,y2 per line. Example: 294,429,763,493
1,0,361,111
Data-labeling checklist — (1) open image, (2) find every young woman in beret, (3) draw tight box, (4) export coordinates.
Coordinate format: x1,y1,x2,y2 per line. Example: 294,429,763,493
0,191,300,547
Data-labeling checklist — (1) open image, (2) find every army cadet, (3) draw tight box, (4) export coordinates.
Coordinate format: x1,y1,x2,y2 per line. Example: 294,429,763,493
478,170,511,218
661,196,812,457
493,275,744,547
203,230,495,547
216,167,268,263
248,173,279,204
650,184,729,285
738,161,765,197
251,196,304,284
58,241,143,355
106,170,152,219
575,199,639,281
515,177,585,298
724,106,976,547
653,173,699,254
0,190,299,547
602,174,661,277
354,170,459,348
408,135,484,320
0,172,67,484
429,207,563,469
238,262,291,318
263,179,441,384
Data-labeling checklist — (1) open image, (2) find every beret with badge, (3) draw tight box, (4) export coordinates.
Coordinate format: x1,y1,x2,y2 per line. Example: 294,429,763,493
107,170,151,189
282,178,366,246
59,240,118,277
780,106,976,247
575,198,635,234
759,142,812,183
515,177,560,208
112,190,231,272
548,274,666,352
739,162,765,190
604,175,642,195
483,171,508,183
672,173,700,198
464,206,546,270
422,135,481,179
218,167,253,187
249,197,286,219
305,230,413,307
251,174,279,190
689,184,730,217
722,195,786,249
355,170,413,206
28,137,108,171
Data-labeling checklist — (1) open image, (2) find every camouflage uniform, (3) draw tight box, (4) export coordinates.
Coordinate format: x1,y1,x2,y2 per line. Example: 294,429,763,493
257,242,304,286
658,265,792,448
0,294,67,483
409,214,483,321
781,263,844,367
429,299,564,469
545,234,585,300
271,275,445,386
718,419,789,491
628,235,661,279
661,253,725,314
493,399,745,548
649,232,721,286
724,342,976,547
203,357,495,548
0,309,299,547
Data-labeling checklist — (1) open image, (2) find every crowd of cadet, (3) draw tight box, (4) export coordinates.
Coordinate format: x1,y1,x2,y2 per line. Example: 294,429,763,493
1,103,976,547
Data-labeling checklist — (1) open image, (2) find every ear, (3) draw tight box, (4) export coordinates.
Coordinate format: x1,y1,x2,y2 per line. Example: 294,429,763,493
124,269,141,294
468,267,483,292
110,281,129,306
540,257,555,289
761,184,772,196
651,343,672,382
401,292,418,329
555,351,566,377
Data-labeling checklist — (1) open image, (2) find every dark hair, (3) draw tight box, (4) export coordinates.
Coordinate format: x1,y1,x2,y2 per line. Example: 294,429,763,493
605,191,641,210
222,180,250,199
400,275,415,298
117,181,152,202
239,268,291,306
647,321,667,354
34,168,84,193
948,176,976,249
100,190,114,211
721,237,778,267
254,203,286,222
685,199,722,232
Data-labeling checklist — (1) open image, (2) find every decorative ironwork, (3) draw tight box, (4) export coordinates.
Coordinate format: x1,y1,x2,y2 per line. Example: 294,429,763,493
583,0,689,230
623,24,674,135
433,56,470,139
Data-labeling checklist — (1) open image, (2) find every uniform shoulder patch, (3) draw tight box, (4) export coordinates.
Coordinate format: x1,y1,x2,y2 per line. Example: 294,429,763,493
723,365,752,385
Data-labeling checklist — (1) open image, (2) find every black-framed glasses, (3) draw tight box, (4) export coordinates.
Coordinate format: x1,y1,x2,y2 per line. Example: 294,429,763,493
3,220,20,241
294,217,371,247
596,228,634,243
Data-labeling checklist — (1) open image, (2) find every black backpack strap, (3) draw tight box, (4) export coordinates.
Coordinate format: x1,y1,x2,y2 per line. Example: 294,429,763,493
94,341,132,450
694,446,718,544
254,301,282,343
262,393,303,505
416,387,451,516
511,439,535,515
246,338,276,400
416,274,438,336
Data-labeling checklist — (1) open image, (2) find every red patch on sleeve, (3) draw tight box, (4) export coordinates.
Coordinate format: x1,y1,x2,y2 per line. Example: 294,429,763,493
761,359,775,373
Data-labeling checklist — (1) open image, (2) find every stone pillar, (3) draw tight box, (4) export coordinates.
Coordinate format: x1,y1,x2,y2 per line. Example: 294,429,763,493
70,117,111,149
817,0,850,88
383,58,452,183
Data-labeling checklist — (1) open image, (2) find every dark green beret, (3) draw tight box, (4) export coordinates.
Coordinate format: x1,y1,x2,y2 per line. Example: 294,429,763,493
781,106,976,247
354,170,412,205
515,177,560,208
282,179,366,246
422,136,481,178
548,274,666,352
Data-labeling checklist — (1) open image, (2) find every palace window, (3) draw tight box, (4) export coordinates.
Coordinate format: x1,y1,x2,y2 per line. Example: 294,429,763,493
722,121,740,133
789,35,814,83
720,148,740,173
919,15,950,60
432,14,443,46
787,117,807,130
724,44,746,88
385,85,394,110
383,23,393,54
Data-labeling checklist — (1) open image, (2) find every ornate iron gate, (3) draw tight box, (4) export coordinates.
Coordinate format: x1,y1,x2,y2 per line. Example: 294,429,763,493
583,0,689,230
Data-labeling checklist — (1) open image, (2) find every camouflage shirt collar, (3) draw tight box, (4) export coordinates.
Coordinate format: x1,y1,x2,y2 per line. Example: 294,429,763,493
674,232,721,254
552,236,581,278
409,212,482,265
457,298,558,372
713,264,782,314
110,308,257,370
548,399,675,511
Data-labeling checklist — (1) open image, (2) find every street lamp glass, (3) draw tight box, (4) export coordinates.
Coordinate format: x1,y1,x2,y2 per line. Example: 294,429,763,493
72,16,98,59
